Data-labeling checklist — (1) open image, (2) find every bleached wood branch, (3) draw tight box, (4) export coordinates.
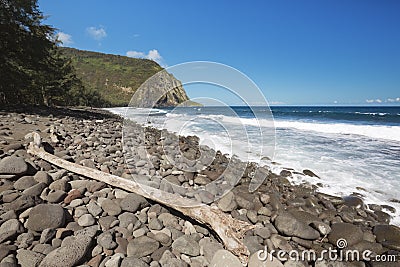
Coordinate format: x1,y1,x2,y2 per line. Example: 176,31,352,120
27,132,254,263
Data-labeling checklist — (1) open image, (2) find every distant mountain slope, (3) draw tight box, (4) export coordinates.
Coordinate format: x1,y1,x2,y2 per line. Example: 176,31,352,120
60,47,191,107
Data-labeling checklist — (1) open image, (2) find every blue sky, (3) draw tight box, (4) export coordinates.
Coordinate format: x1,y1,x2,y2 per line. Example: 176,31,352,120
39,0,400,105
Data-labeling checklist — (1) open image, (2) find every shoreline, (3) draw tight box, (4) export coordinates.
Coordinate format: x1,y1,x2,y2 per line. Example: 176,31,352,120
0,106,399,266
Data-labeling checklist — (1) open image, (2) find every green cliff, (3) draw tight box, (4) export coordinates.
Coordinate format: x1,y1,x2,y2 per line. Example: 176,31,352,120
60,48,191,107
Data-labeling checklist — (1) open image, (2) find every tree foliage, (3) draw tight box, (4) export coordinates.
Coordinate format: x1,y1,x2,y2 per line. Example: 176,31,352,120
0,0,104,106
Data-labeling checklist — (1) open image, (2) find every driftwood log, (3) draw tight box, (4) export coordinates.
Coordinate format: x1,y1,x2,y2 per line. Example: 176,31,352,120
27,132,254,263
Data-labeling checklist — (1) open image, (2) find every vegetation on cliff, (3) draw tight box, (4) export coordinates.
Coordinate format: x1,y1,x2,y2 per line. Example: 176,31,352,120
0,0,192,108
0,0,99,106
60,48,190,107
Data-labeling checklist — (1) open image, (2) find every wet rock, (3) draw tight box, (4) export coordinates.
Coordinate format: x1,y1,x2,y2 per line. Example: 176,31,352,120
328,223,363,247
27,204,65,232
303,169,319,178
274,212,320,240
373,224,400,250
343,195,364,209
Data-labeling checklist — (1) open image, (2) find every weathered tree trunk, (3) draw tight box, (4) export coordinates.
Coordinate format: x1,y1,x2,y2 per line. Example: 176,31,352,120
27,132,254,264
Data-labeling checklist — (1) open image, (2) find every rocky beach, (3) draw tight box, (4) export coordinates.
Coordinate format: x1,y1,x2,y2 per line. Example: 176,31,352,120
0,106,399,267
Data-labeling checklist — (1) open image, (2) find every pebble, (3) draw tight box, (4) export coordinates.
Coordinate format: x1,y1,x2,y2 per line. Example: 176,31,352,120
78,214,96,227
0,156,28,176
27,204,65,232
172,235,200,256
127,236,159,258
209,250,242,267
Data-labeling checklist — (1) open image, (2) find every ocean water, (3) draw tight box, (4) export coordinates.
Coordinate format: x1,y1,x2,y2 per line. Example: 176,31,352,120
109,106,400,224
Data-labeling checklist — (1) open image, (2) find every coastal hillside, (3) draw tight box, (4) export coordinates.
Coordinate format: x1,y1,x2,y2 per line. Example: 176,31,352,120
60,48,191,107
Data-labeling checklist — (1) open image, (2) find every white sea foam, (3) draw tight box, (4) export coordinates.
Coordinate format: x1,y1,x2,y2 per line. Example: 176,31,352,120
193,113,400,142
108,107,400,225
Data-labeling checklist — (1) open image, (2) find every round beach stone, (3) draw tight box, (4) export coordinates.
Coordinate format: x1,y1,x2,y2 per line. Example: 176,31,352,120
27,204,65,232
120,193,148,213
171,235,200,256
78,214,95,227
199,237,223,262
16,249,45,267
209,249,242,267
38,235,92,267
328,223,363,247
274,212,320,240
34,171,53,185
121,257,149,267
343,195,364,209
0,156,28,175
0,219,24,236
97,231,117,250
87,202,103,217
14,176,37,190
46,190,66,203
148,218,163,230
118,212,137,228
248,252,284,267
217,191,237,212
373,224,400,250
101,199,122,216
22,182,47,196
127,235,159,258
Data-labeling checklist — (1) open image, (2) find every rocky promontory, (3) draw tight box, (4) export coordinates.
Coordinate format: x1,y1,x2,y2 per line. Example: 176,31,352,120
0,106,399,267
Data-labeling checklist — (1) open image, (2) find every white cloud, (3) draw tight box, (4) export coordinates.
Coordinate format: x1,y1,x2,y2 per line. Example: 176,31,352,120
270,101,285,105
86,26,107,40
147,49,162,62
126,49,164,66
126,51,145,58
387,97,400,103
56,32,73,46
366,99,382,103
